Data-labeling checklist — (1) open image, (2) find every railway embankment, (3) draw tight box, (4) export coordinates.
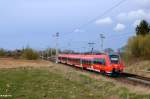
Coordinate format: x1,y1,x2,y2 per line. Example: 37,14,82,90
125,60,150,78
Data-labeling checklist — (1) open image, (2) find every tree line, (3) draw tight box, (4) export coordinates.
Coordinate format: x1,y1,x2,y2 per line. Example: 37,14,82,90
0,20,150,60
0,47,76,60
0,47,40,60
122,20,150,61
0,47,58,60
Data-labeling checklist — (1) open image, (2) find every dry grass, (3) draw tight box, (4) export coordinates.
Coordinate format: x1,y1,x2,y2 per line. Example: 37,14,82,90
0,58,150,97
0,58,51,69
125,60,150,77
50,63,150,94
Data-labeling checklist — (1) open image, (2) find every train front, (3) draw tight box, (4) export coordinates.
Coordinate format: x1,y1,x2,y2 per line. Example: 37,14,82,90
108,54,124,74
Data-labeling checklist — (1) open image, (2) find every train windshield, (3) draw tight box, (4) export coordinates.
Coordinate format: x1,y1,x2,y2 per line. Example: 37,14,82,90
93,58,105,65
109,55,120,64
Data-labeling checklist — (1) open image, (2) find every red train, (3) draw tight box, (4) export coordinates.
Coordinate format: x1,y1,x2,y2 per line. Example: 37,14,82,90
58,53,125,75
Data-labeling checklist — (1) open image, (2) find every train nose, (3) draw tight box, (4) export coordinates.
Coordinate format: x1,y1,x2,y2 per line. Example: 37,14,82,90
113,64,119,68
112,64,123,72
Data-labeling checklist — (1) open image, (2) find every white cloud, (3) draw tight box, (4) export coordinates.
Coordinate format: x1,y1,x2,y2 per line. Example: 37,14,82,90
133,19,141,27
134,0,150,8
95,17,113,25
74,29,84,33
114,23,126,32
117,9,150,21
128,9,148,20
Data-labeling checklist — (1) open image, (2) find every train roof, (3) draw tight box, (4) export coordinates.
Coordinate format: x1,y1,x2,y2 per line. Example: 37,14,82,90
59,54,109,60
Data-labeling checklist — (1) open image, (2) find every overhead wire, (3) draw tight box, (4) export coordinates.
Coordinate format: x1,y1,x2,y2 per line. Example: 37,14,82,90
62,0,127,37
60,0,128,51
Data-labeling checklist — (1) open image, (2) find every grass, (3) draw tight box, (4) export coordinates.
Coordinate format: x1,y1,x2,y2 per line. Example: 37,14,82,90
0,67,150,99
125,60,150,77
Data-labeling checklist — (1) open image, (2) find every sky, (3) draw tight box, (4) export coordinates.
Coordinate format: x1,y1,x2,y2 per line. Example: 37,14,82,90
0,0,150,51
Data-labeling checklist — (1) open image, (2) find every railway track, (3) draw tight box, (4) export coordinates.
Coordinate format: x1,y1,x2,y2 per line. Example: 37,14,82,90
119,73,150,86
87,69,150,87
63,63,150,87
48,58,150,87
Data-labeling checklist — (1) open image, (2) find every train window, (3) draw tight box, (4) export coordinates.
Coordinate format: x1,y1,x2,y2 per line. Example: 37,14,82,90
87,60,90,64
109,55,119,64
85,60,88,64
82,60,91,64
86,60,88,64
82,60,85,64
89,60,92,64
84,60,87,64
93,59,105,65
84,60,86,63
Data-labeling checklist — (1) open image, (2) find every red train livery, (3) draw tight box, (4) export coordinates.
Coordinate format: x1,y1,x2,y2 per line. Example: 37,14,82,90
58,54,125,75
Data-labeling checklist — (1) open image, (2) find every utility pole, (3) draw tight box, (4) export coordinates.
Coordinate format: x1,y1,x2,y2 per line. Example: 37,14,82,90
50,48,52,57
82,46,86,54
100,34,105,52
55,32,59,63
88,42,95,54
42,51,44,60
68,42,71,54
41,51,43,60
47,49,49,60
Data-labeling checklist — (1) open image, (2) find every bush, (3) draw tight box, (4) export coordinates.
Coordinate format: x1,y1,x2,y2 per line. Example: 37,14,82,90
11,50,23,59
22,48,39,60
127,35,150,60
0,48,6,57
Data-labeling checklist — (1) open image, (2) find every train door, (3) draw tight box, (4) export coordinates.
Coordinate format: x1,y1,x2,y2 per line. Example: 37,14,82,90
93,58,106,72
82,59,92,69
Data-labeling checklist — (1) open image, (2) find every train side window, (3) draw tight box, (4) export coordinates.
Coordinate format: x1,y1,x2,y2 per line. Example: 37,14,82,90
88,60,90,64
85,60,88,64
88,60,91,64
82,60,88,64
82,60,84,64
87,60,89,64
84,60,86,64
85,60,87,64
93,59,105,65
